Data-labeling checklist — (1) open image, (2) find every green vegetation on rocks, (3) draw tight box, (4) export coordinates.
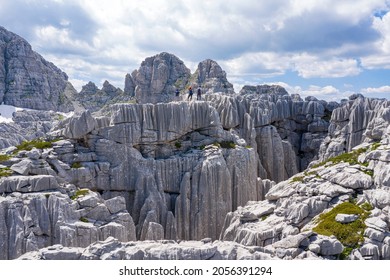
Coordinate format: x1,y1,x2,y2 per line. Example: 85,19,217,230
312,147,368,168
313,201,372,258
71,162,83,169
15,139,53,152
0,167,12,178
219,141,236,149
71,189,89,200
0,154,11,163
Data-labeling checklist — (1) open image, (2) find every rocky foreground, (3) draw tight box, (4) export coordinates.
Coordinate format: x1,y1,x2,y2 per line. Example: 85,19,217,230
0,94,388,260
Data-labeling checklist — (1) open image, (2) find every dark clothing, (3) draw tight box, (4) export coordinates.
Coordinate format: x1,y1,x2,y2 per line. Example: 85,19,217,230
175,89,180,97
197,88,202,100
187,89,193,100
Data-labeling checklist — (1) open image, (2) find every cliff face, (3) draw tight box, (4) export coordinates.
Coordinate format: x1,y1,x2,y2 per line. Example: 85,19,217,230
0,102,262,259
0,26,73,112
205,89,337,182
317,95,390,162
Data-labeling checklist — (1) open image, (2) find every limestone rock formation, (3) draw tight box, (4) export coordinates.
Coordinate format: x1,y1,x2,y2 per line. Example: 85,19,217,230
74,81,133,112
205,90,337,181
131,52,191,103
0,26,73,112
0,109,64,149
239,84,289,96
317,96,390,162
220,139,390,259
190,59,234,95
19,237,278,260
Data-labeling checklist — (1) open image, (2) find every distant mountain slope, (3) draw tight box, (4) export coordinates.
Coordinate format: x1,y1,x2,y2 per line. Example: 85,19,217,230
0,26,73,112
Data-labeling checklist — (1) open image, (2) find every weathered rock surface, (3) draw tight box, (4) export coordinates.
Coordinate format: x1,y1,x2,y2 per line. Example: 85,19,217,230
205,90,337,181
220,140,390,259
0,109,64,149
19,237,279,260
190,59,234,95
0,26,73,112
131,52,191,103
317,96,390,162
0,189,136,259
74,81,133,112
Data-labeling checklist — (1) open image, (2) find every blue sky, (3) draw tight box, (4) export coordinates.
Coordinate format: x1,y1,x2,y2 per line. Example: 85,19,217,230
0,0,390,101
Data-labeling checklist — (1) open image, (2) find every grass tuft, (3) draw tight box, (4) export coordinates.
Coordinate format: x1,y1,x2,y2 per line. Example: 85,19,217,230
15,139,53,152
71,189,89,200
71,162,83,169
313,201,372,258
174,141,182,149
291,175,304,183
0,154,11,163
0,167,12,178
312,147,368,168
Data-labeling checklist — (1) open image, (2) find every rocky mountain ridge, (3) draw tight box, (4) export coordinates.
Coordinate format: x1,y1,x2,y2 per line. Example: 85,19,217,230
0,26,74,112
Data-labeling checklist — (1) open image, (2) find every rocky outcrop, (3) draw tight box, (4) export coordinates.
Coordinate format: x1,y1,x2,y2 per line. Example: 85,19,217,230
131,53,191,103
36,102,258,244
190,59,234,95
0,26,73,112
74,81,133,112
205,90,338,181
220,139,390,259
317,96,390,162
19,237,278,260
0,109,64,149
239,84,289,96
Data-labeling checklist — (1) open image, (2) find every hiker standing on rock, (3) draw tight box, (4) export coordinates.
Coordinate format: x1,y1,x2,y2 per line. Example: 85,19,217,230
187,86,193,101
197,86,202,100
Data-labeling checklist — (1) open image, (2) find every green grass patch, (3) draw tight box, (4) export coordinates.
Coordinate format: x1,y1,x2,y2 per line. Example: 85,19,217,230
219,141,236,149
71,189,89,200
313,202,371,255
0,154,11,163
339,247,354,260
174,141,182,149
291,175,305,183
371,142,381,151
362,169,374,177
245,145,252,149
261,213,271,221
79,217,89,223
312,147,368,168
0,167,12,178
15,139,53,152
71,162,83,169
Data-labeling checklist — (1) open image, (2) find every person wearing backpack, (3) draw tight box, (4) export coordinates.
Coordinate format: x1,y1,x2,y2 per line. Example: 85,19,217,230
187,86,193,101
197,86,202,100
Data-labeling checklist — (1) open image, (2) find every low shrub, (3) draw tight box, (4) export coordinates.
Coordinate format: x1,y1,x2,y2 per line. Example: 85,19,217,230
71,189,89,200
0,167,12,178
313,201,372,258
71,162,83,169
15,139,53,152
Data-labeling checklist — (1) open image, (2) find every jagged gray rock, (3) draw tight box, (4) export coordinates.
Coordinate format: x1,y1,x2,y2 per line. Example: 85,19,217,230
132,52,191,103
205,90,337,181
0,26,73,112
317,96,390,162
190,59,234,94
74,81,133,112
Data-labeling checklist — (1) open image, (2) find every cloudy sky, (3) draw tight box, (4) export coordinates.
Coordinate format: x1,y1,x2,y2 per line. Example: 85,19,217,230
1,0,390,101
